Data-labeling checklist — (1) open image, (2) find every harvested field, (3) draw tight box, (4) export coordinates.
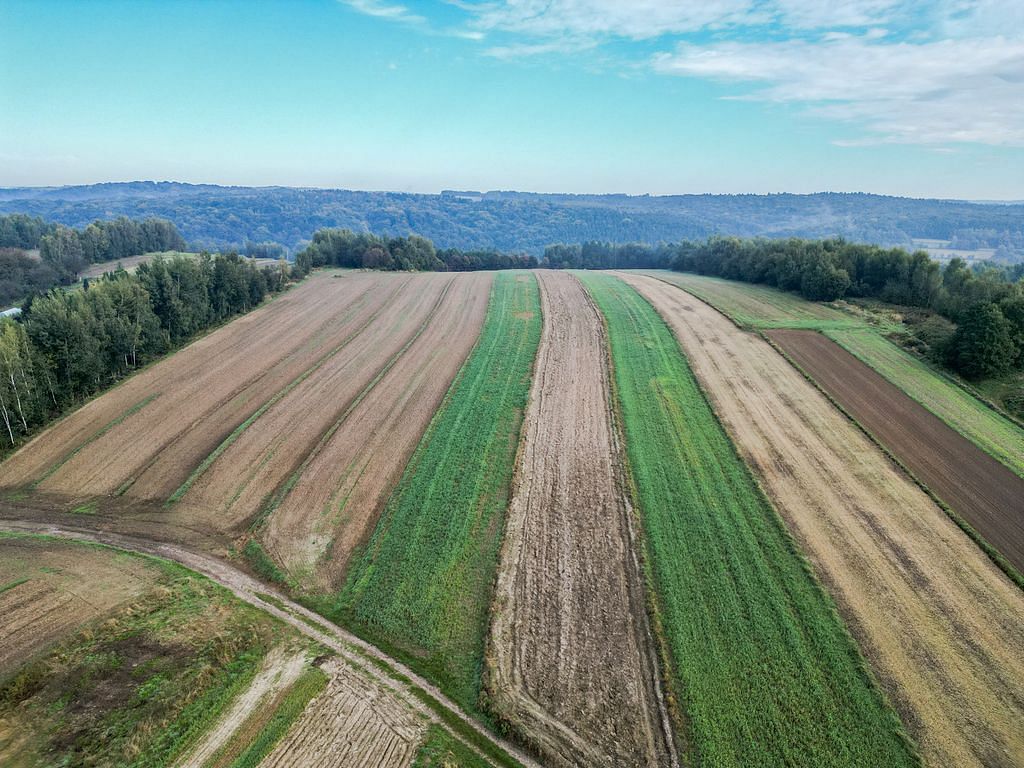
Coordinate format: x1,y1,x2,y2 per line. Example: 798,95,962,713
622,272,1024,768
0,271,396,497
263,271,493,589
0,535,156,671
340,271,542,713
79,251,195,279
581,272,914,768
487,271,674,767
259,656,428,768
177,272,455,531
769,328,1024,574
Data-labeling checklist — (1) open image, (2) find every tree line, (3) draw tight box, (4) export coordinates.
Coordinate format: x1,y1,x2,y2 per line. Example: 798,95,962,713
295,228,536,274
0,253,295,448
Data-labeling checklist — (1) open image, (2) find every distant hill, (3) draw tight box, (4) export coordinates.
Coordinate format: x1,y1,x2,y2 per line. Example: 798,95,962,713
1,182,1022,258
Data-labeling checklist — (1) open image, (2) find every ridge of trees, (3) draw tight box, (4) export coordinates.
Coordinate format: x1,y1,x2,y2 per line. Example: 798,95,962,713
0,253,295,449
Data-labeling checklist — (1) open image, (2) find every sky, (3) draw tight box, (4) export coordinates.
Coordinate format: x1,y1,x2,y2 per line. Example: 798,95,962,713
1,0,1022,199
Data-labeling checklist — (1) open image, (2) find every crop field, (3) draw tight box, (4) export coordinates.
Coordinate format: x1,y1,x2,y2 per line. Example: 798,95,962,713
578,272,914,768
487,270,673,767
644,270,1024,480
770,328,1024,575
622,272,1024,768
338,271,542,713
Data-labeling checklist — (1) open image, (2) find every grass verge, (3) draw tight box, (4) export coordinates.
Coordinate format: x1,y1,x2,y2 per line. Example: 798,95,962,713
578,272,918,768
413,724,492,768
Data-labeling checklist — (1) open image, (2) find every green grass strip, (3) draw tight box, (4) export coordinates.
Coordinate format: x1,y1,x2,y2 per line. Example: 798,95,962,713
0,577,28,595
335,271,541,715
225,665,329,768
33,392,160,486
413,724,492,768
578,272,918,768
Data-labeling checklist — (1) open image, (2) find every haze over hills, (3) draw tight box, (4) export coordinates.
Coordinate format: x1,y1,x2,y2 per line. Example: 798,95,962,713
1,182,1022,259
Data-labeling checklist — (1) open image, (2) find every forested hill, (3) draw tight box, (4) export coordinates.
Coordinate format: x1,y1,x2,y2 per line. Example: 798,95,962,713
1,182,1022,257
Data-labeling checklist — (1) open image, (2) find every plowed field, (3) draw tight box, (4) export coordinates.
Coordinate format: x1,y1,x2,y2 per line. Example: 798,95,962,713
622,272,1024,768
488,271,674,767
263,272,492,588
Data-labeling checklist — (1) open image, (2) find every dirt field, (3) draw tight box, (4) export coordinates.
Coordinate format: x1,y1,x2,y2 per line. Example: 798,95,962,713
259,657,428,768
620,273,1024,768
487,271,674,767
178,272,456,532
263,272,493,589
0,536,157,671
768,329,1024,574
0,271,396,496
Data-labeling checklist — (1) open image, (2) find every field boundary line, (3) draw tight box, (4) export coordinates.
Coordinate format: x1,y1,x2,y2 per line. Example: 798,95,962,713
761,330,1024,593
0,520,539,768
165,278,410,504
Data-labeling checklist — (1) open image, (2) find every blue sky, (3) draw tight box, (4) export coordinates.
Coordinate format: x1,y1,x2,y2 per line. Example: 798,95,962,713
1,0,1022,198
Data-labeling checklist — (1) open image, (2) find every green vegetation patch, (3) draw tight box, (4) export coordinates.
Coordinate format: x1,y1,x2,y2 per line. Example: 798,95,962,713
0,555,285,768
826,328,1024,478
413,724,491,768
578,272,917,768
334,271,541,714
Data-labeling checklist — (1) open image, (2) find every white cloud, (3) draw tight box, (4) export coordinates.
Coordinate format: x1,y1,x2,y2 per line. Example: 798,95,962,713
340,0,424,24
653,34,1024,145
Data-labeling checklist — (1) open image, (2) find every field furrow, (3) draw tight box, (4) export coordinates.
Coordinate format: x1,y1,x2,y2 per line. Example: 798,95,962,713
487,270,674,767
178,272,453,531
264,272,493,590
1,271,389,494
259,657,428,768
621,271,1024,768
580,272,917,768
339,271,542,713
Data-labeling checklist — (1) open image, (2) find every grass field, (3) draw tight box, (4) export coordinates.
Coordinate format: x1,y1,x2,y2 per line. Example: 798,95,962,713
0,535,287,768
335,271,542,714
643,270,1024,479
578,272,916,768
412,725,490,768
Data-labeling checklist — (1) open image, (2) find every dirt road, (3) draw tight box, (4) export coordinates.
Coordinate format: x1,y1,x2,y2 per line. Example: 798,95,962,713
621,272,1024,768
768,328,1024,574
0,517,542,768
488,271,676,767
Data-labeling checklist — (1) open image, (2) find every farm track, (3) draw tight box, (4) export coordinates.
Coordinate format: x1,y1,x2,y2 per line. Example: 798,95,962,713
488,271,675,767
769,328,1024,574
264,272,493,589
179,272,454,531
0,517,543,768
0,271,389,495
622,272,1024,768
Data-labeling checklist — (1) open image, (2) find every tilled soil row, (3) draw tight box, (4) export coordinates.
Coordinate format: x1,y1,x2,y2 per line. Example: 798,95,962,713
264,272,493,590
487,270,676,767
621,272,1024,768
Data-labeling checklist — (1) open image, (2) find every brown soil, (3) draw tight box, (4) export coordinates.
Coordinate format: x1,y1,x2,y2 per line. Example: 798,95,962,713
264,272,493,589
767,328,1024,574
259,657,428,768
487,271,676,767
620,272,1024,768
0,537,156,672
0,271,394,496
178,272,454,532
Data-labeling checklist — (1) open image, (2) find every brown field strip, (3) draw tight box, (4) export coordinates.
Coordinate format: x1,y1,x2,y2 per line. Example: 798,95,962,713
768,329,1024,574
0,271,393,494
178,272,455,532
0,536,156,671
619,272,1024,768
487,271,675,767
258,657,428,768
264,272,493,589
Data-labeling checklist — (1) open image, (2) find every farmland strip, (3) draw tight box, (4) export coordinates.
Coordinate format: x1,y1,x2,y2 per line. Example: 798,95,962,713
579,271,916,768
621,271,1024,768
487,271,675,767
338,271,542,713
178,273,453,531
263,272,493,590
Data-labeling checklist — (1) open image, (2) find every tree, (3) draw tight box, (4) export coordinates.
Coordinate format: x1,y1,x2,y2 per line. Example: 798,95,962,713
949,303,1016,379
